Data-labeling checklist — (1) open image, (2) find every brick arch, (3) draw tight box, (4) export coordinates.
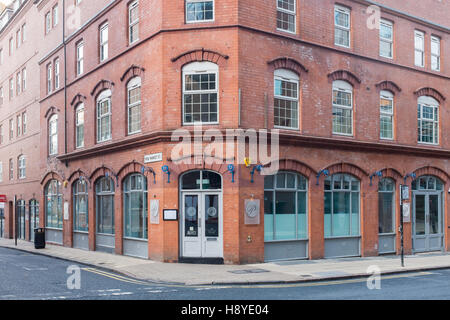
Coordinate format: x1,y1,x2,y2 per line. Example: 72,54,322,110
90,79,115,97
171,48,229,69
376,80,402,94
263,159,316,179
267,57,308,76
117,160,157,183
328,70,361,87
44,106,59,119
89,165,119,187
68,169,91,186
169,162,229,181
40,171,63,186
413,166,450,184
379,168,403,181
414,87,446,103
323,162,369,180
120,64,145,83
70,93,87,107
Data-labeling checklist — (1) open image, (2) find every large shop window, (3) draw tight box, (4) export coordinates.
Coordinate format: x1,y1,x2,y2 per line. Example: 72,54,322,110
95,177,115,234
417,96,439,145
332,80,353,136
73,179,89,232
264,172,308,241
274,69,299,129
378,178,395,234
182,61,218,125
123,174,148,239
45,180,63,229
324,174,360,237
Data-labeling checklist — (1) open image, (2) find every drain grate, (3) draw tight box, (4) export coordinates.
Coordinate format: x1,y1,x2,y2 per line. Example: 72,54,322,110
228,269,270,274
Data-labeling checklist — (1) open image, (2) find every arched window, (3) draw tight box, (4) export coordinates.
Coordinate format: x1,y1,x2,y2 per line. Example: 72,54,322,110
45,180,63,229
274,69,299,129
181,170,222,190
264,172,308,241
332,80,353,135
96,90,112,143
95,177,115,234
378,178,395,234
324,174,360,237
48,114,58,155
75,103,84,148
123,173,148,239
380,90,394,140
182,61,218,125
417,96,439,144
127,77,141,135
18,155,25,179
73,179,88,232
412,175,444,191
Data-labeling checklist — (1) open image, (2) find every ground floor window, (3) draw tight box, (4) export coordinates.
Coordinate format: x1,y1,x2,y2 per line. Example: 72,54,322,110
264,172,308,241
378,178,395,234
45,180,63,229
16,200,26,239
324,174,360,237
73,179,89,232
123,174,148,239
96,177,115,234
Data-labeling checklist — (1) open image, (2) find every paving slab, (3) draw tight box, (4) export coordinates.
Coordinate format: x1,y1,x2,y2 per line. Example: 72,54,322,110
2,239,450,286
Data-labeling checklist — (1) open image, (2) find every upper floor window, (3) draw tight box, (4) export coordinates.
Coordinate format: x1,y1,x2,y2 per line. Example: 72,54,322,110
431,36,441,71
0,48,3,64
18,155,25,179
16,72,21,94
16,115,21,137
186,0,214,23
332,80,353,136
47,63,52,94
379,19,393,58
99,23,108,62
75,104,84,148
22,112,26,135
22,23,26,43
182,61,218,125
417,96,439,145
53,5,58,27
380,90,394,140
0,125,3,144
0,87,3,105
48,114,58,155
22,68,26,91
9,119,13,140
16,29,21,49
129,1,139,44
9,78,13,99
9,158,13,180
334,5,350,48
274,69,299,129
54,59,60,89
127,77,141,135
414,30,425,67
45,12,51,34
277,0,296,33
76,41,84,76
97,90,112,143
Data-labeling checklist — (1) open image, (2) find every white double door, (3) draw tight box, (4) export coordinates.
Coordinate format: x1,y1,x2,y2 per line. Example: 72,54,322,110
181,192,223,258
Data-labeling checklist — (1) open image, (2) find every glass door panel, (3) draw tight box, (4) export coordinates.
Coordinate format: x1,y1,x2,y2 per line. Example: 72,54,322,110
204,194,218,237
415,194,425,235
184,195,199,237
429,194,439,235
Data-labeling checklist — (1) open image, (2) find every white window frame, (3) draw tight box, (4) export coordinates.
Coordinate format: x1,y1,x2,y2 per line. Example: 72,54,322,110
332,80,353,136
0,162,3,183
97,90,112,143
182,61,219,125
334,5,351,48
127,77,142,135
185,0,215,23
276,0,296,34
417,96,439,145
49,115,58,156
274,69,299,130
431,36,441,71
53,5,58,27
99,23,108,62
75,103,85,148
22,68,26,92
16,115,21,137
76,41,84,76
54,59,60,89
414,30,425,67
18,155,25,179
380,90,394,140
45,11,51,34
379,19,393,59
129,1,139,44
47,63,52,94
22,112,26,135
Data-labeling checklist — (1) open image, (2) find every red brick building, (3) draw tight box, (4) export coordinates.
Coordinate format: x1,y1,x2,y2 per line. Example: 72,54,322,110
18,0,450,264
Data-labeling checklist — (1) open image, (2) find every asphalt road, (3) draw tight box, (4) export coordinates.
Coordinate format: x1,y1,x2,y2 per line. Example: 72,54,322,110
1,247,450,300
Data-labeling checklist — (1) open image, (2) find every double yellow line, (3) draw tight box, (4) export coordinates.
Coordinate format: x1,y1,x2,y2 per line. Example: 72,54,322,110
82,267,150,285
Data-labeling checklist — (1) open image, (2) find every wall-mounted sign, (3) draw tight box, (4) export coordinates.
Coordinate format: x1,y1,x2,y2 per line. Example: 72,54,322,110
144,153,163,164
163,209,178,221
150,200,160,225
64,201,69,221
0,203,4,209
403,202,411,223
244,199,260,225
0,195,6,203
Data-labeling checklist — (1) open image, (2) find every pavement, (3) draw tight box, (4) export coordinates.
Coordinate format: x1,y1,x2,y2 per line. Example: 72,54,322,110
2,238,450,286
